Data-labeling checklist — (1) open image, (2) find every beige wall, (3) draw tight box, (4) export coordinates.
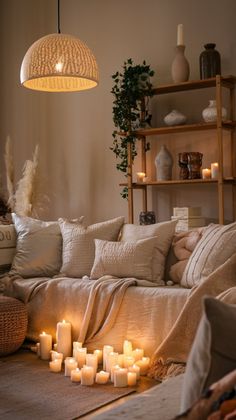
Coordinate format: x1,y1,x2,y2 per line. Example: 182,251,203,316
0,0,236,223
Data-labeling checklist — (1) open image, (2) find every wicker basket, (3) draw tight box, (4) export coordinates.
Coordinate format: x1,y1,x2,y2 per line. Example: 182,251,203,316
0,296,28,356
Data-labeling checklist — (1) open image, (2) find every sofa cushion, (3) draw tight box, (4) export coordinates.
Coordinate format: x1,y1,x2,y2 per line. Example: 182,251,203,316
181,222,236,288
180,297,236,413
90,237,158,281
119,220,177,283
59,216,125,277
11,213,64,278
0,224,16,274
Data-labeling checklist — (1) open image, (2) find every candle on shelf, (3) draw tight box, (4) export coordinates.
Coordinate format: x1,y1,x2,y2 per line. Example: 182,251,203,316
106,352,119,373
136,172,146,183
50,350,63,362
39,332,52,360
49,359,62,373
132,348,144,362
94,349,103,365
103,345,114,370
64,357,77,377
76,347,87,368
128,364,140,380
177,23,184,46
123,355,135,368
53,343,57,351
211,162,219,179
111,364,121,383
86,353,98,377
128,371,137,386
36,342,41,357
135,357,150,375
95,370,110,384
56,320,72,359
71,368,81,383
123,340,133,356
81,366,94,386
114,368,128,388
73,341,83,357
202,168,211,179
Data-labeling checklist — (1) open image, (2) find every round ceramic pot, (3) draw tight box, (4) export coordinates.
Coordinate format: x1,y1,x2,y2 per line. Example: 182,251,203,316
202,99,227,122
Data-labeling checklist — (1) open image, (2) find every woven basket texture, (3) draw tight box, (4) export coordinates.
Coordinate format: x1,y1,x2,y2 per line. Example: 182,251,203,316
0,296,28,356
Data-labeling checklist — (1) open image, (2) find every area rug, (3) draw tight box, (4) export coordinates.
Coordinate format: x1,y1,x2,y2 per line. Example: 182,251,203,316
0,350,135,420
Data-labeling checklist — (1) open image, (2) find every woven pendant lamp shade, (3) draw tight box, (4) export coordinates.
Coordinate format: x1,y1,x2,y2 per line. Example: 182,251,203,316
20,33,99,92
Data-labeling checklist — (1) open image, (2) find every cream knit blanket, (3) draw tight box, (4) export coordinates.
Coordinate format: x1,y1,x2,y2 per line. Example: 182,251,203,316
149,253,236,380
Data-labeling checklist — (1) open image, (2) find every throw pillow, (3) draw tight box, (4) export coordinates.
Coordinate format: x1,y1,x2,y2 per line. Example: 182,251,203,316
0,224,16,273
59,216,125,277
11,213,63,277
169,228,205,284
181,222,236,288
180,297,236,414
90,237,157,281
119,220,177,283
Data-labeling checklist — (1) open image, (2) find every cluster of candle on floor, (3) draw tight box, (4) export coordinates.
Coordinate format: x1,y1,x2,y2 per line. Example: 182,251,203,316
34,320,150,388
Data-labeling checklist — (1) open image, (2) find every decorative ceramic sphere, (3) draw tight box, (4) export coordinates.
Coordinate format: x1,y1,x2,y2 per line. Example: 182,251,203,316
202,99,227,122
164,110,187,126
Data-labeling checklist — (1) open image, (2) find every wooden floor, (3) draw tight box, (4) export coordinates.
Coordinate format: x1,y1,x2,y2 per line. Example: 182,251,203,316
81,376,158,419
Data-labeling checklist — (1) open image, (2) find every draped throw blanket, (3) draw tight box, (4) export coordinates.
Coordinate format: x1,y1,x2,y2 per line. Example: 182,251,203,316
149,253,236,381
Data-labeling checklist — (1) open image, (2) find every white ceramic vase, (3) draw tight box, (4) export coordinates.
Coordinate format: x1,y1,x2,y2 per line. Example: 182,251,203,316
164,109,187,126
202,99,227,122
155,145,173,181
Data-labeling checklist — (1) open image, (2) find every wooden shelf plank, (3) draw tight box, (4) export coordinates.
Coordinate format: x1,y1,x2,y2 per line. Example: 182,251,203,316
120,177,235,187
152,75,236,95
119,121,236,138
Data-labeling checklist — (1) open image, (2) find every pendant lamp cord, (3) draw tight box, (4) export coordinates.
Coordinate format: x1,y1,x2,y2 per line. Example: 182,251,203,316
57,0,61,33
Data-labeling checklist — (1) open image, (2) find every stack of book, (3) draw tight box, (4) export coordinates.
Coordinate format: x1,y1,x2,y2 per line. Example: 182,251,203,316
171,207,206,232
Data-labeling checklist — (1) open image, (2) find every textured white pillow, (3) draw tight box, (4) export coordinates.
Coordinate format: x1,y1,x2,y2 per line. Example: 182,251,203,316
11,213,64,278
90,237,157,281
59,216,125,277
181,222,236,288
119,220,177,283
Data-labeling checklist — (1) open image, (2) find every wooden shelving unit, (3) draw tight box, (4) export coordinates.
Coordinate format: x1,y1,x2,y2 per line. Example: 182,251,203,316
120,75,236,223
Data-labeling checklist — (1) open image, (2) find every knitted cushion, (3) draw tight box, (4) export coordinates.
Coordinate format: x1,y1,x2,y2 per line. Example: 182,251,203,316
0,296,28,356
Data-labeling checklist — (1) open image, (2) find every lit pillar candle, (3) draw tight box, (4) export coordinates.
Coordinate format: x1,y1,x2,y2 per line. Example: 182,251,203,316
73,341,83,357
94,349,103,365
128,372,137,386
86,353,98,377
136,172,146,183
76,347,87,368
64,357,77,377
50,350,63,362
81,366,94,386
49,359,62,373
56,320,72,359
95,371,110,384
128,364,140,380
132,348,144,362
118,354,124,367
177,23,184,45
211,162,219,179
39,332,52,360
123,355,135,368
71,368,81,383
111,365,120,383
114,368,128,388
135,357,150,375
106,352,119,373
103,345,113,370
202,168,211,179
123,340,133,356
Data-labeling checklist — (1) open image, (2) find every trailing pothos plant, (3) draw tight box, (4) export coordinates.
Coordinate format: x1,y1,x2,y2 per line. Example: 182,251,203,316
111,58,155,199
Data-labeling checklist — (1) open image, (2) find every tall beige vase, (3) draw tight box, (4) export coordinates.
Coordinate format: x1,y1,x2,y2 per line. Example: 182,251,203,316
171,45,190,83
